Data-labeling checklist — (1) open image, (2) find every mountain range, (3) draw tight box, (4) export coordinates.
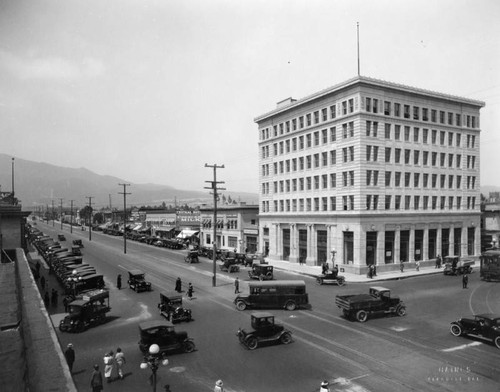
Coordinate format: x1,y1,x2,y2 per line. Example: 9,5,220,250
0,154,259,211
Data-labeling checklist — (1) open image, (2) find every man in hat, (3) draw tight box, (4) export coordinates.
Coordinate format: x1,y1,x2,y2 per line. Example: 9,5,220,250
90,364,103,392
64,343,75,373
320,380,330,392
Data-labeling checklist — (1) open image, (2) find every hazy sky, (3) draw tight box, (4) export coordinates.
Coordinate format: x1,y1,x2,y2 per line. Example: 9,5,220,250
1,0,499,194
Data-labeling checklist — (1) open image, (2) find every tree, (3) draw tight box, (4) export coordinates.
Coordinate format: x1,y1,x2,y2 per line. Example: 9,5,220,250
79,205,93,225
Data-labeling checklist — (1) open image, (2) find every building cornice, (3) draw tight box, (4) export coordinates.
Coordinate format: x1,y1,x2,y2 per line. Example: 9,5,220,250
254,75,486,123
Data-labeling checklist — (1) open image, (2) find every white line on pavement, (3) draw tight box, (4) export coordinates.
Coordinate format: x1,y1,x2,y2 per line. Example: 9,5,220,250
442,341,482,352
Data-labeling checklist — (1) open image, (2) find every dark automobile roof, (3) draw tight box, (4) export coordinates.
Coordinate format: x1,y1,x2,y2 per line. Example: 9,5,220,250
248,280,305,287
160,291,182,299
139,320,174,330
128,269,145,275
251,311,274,318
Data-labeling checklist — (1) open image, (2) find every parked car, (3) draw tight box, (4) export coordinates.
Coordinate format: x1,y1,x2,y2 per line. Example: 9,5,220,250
248,264,273,280
57,234,66,241
335,286,406,322
158,292,192,323
73,239,84,248
59,289,111,333
138,320,195,354
127,269,152,292
220,258,240,273
450,313,500,349
236,312,292,350
184,250,199,264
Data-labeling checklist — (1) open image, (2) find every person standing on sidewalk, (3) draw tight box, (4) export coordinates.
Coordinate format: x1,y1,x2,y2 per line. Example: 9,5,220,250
400,260,404,273
64,343,75,373
415,260,420,271
115,348,126,380
187,283,194,300
116,274,122,290
234,277,240,294
462,274,469,289
90,364,103,392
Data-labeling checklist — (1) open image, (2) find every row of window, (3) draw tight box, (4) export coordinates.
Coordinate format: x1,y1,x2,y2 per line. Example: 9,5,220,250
262,149,477,177
262,172,477,194
261,195,477,213
260,95,478,141
262,124,477,159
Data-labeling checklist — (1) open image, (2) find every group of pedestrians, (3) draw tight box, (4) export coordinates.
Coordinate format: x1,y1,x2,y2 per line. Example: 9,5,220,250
89,347,127,391
174,277,195,299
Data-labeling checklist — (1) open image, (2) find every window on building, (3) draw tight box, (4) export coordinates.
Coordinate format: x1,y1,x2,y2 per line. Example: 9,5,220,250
350,146,355,161
440,131,445,145
330,105,336,119
414,150,420,165
414,127,419,142
385,195,392,210
322,152,328,166
395,148,401,163
385,171,391,186
330,150,336,165
456,114,461,127
405,195,411,209
405,172,411,187
330,196,336,211
405,149,411,164
349,171,354,186
306,155,311,169
423,173,428,188
322,197,328,211
322,129,327,144
349,99,354,113
456,154,461,168
457,175,461,189
384,101,391,115
342,124,348,139
423,129,428,143
394,103,400,117
395,195,401,210
422,108,429,121
448,112,453,125
432,196,437,210
366,195,372,210
414,195,420,210
366,97,371,112
440,152,446,167
395,172,401,187
306,113,311,126
385,123,391,139
448,175,453,189
299,157,304,170
349,122,354,137
404,105,410,119
431,129,437,144
431,109,437,122
432,174,437,188
366,170,372,186
431,152,437,166
330,127,336,142
322,174,327,189
385,147,391,163
330,173,336,188
440,174,446,188
413,106,419,120
342,101,347,115
439,111,445,124
343,147,348,163
322,108,327,122
314,111,319,124
414,172,420,187
395,125,401,140
448,196,453,210
440,196,446,210
423,196,429,210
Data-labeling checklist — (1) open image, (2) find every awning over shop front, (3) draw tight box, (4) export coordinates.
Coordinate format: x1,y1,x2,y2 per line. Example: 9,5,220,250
176,229,199,239
131,224,143,231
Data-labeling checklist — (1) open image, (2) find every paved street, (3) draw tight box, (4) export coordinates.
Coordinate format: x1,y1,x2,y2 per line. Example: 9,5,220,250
34,221,500,392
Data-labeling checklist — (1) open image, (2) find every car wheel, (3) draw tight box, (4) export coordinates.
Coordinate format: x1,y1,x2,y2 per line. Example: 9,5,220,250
316,278,323,285
280,332,292,345
337,277,346,286
266,272,273,279
183,341,195,353
450,323,463,337
285,301,297,311
396,306,406,317
59,323,68,332
236,301,247,311
246,336,258,350
494,336,500,349
356,310,368,323
259,275,264,281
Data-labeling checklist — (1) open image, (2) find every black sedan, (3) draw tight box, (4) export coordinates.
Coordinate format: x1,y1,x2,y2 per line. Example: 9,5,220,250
450,313,500,349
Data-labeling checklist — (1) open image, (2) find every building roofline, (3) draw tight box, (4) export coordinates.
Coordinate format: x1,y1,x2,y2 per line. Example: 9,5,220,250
254,75,486,123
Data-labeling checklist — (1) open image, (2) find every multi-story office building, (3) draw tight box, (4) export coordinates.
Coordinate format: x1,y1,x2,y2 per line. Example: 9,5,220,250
255,76,485,274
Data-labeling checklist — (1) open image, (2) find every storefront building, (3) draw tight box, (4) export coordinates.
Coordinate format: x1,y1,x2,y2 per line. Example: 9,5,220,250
199,204,259,253
255,76,484,274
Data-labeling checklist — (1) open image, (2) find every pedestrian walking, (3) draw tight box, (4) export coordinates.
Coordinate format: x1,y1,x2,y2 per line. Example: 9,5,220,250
64,343,75,373
175,277,182,293
63,296,70,312
320,380,330,392
462,274,469,289
321,262,328,275
214,379,224,392
164,385,172,392
415,260,420,272
115,347,126,380
90,364,103,392
400,260,404,273
187,283,194,300
44,291,50,307
40,275,46,290
103,351,115,383
116,274,122,290
436,254,442,268
234,277,240,294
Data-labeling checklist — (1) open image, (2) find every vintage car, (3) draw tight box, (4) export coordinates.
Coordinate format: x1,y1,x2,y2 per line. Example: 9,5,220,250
316,270,346,286
59,289,110,333
220,258,240,273
443,256,474,275
71,246,82,256
158,292,192,323
244,253,266,267
57,234,66,241
72,239,84,248
248,264,273,280
138,320,195,354
335,286,406,322
65,274,105,301
184,250,199,264
127,269,152,292
450,314,500,349
236,312,293,350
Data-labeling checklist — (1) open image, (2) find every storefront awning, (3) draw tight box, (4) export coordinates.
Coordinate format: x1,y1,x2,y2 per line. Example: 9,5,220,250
176,229,199,239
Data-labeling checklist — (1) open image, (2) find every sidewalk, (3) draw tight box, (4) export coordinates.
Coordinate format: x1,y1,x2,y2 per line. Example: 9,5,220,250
266,259,444,283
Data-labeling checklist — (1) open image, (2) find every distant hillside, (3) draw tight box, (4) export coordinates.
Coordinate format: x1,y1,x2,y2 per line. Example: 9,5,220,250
0,154,258,210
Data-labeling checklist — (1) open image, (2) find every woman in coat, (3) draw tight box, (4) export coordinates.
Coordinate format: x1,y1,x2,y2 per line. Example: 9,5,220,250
103,351,115,382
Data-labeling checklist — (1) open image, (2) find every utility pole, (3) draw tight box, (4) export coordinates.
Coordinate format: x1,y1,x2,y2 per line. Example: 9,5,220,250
204,163,225,287
70,200,75,234
86,196,93,241
119,183,131,254
59,198,64,230
11,157,15,200
51,200,55,227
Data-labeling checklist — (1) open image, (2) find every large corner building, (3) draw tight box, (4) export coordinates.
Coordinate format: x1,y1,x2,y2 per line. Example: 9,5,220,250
255,76,485,274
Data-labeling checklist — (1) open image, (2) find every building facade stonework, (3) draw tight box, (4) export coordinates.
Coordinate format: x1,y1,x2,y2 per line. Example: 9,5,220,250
255,76,484,274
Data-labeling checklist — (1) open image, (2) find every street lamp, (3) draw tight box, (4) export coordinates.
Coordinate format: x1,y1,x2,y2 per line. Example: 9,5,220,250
140,344,169,392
